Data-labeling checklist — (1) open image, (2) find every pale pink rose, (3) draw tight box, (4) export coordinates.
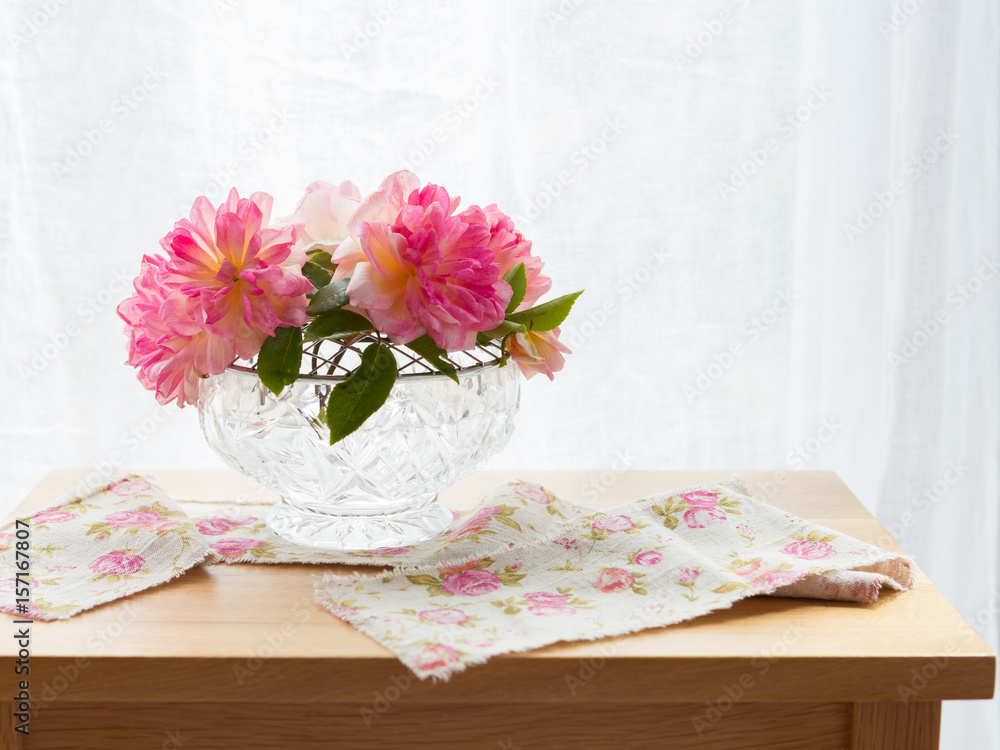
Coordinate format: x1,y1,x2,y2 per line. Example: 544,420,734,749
32,510,74,524
414,644,460,672
156,521,182,532
634,550,663,566
196,517,233,536
681,491,727,528
736,523,756,537
523,592,570,606
591,514,634,533
781,540,836,560
0,533,13,549
440,568,502,597
108,478,152,496
419,608,469,625
449,506,501,538
512,483,553,505
333,173,512,351
677,566,700,583
89,551,145,575
528,605,576,616
373,547,411,556
506,327,571,381
478,204,551,311
593,568,635,593
211,538,262,557
279,180,361,252
105,510,162,529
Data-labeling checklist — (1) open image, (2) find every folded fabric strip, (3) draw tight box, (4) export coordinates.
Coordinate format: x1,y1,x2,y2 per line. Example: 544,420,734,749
0,474,212,620
314,478,913,680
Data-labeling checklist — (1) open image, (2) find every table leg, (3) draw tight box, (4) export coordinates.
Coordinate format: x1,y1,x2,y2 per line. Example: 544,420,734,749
851,702,941,750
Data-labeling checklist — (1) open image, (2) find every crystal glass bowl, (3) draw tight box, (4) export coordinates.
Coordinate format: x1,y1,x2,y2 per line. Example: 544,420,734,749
197,340,520,550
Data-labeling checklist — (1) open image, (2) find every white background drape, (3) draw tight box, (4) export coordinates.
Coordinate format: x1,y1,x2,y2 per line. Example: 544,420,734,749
1,1,997,744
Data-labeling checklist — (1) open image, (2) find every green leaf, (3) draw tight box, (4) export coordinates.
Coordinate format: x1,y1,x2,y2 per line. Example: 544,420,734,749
306,278,350,315
506,290,584,332
325,343,397,443
478,319,527,341
257,326,303,395
304,310,374,341
503,262,527,314
405,334,459,384
307,249,335,271
712,581,751,594
302,261,332,290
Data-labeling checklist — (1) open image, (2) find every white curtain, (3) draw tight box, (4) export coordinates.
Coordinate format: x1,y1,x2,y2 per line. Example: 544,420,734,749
1,1,996,744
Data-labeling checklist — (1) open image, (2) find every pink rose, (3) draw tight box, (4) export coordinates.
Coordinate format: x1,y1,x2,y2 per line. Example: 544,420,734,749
89,551,145,575
333,173,512,351
419,608,469,625
506,328,571,381
593,568,635,593
156,521,182,532
681,491,727,528
440,568,502,597
32,510,74,524
523,591,571,606
0,534,13,549
677,566,700,583
634,550,663,566
211,538,262,557
591,515,634,533
512,483,553,505
105,510,162,529
373,547,411,556
449,506,500,538
528,605,576,616
781,540,836,560
196,517,233,536
414,644,460,672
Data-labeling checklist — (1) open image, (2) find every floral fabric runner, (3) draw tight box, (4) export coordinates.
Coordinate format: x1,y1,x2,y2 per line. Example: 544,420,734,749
0,473,912,680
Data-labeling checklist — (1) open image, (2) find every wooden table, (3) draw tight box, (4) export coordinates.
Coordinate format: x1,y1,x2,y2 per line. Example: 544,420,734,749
0,470,993,749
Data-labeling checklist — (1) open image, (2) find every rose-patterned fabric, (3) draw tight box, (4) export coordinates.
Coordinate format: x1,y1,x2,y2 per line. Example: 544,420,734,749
315,478,913,680
0,474,212,620
0,473,912,682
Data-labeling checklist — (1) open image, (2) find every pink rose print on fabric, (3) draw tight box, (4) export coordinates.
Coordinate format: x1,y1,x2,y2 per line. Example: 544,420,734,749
211,538,262,558
106,510,162,529
593,568,635,593
196,517,233,536
440,568,502,597
677,566,700,583
733,562,804,590
634,550,663,566
414,644,461,672
591,515,634,533
681,491,727,528
419,608,469,625
89,551,145,575
32,510,75,524
512,482,553,505
781,540,836,560
523,592,570,606
449,506,500,538
107,478,152,496
156,521,182,532
528,605,576,616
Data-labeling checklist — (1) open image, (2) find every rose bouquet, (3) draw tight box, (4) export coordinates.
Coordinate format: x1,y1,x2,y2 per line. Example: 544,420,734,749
118,170,582,444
